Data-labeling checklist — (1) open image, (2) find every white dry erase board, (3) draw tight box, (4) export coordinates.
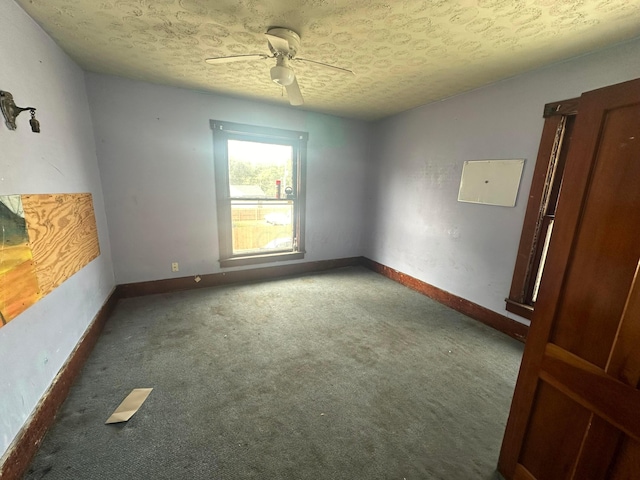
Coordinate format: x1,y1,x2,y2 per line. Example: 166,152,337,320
457,159,525,207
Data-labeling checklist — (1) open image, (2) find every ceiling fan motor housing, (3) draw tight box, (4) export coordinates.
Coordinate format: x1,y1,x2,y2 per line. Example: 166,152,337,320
267,27,301,58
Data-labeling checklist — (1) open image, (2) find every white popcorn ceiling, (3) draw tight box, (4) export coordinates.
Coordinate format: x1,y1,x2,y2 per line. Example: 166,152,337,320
16,0,640,120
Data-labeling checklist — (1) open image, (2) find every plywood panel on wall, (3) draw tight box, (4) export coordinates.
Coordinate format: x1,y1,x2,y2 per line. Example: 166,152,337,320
22,193,100,297
0,195,41,326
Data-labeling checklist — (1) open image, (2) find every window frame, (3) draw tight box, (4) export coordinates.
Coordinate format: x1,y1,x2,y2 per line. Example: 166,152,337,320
505,98,579,320
211,120,308,268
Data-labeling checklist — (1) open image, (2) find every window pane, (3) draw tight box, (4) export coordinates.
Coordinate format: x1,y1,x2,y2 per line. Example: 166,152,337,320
213,120,307,266
231,200,294,254
532,218,554,303
228,140,293,199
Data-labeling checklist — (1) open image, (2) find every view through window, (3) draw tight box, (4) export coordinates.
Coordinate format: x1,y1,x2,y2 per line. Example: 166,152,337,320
212,121,308,267
229,140,295,255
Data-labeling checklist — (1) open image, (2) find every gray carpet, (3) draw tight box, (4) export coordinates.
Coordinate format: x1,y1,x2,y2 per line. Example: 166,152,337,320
25,266,523,479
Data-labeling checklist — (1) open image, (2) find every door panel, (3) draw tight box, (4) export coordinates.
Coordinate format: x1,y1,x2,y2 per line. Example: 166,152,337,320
550,104,640,366
608,437,640,479
572,244,640,478
570,419,621,480
519,382,591,479
498,77,640,479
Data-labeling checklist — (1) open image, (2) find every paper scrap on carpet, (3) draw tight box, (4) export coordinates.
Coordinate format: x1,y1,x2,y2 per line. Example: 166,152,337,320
105,388,153,424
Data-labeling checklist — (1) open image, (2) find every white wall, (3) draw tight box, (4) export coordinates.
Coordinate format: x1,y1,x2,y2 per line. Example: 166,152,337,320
0,1,114,459
366,37,640,325
85,74,370,284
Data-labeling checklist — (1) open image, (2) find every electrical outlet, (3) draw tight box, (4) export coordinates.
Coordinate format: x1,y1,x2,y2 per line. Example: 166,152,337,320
171,262,179,272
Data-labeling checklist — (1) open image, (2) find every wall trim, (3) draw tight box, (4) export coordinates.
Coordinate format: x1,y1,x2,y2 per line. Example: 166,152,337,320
117,256,362,298
360,258,528,343
0,288,120,480
2,255,525,479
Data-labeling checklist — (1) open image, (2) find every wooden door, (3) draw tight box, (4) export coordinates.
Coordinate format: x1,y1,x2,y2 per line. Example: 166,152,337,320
498,77,640,480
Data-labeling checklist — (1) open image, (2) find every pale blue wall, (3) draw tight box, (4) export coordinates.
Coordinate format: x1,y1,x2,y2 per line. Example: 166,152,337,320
85,74,371,283
366,37,640,325
0,0,115,458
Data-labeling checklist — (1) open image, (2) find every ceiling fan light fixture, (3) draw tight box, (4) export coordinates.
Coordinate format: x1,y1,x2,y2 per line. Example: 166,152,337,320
270,64,295,86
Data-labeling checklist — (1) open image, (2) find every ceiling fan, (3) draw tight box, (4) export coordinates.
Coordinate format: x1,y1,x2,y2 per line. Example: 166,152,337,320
205,27,355,106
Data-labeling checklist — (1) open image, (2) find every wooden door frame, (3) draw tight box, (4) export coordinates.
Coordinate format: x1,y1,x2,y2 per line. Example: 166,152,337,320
498,77,640,478
506,99,578,320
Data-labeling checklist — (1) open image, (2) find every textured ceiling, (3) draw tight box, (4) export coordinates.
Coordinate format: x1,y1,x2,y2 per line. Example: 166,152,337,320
15,0,640,120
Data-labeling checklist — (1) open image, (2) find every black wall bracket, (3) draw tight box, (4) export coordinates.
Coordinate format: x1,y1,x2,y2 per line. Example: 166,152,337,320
0,90,40,133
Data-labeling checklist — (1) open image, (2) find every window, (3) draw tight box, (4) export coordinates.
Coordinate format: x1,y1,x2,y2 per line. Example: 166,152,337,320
211,120,308,267
505,98,578,320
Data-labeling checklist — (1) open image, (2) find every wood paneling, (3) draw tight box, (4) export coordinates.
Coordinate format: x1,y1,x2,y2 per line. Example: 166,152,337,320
549,104,640,366
570,262,640,478
540,344,640,442
519,381,591,479
0,288,119,480
608,437,640,479
22,193,100,296
0,195,41,325
0,254,40,323
513,464,537,480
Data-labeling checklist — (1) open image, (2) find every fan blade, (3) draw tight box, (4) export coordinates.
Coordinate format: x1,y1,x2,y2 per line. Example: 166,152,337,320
294,58,354,75
265,33,291,53
205,54,269,64
285,76,304,106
